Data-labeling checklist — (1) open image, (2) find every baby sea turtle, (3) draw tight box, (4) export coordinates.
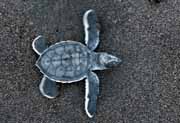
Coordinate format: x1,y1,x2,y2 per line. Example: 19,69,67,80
32,9,121,118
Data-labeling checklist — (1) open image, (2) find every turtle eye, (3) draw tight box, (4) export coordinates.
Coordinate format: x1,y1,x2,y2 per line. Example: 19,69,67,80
149,0,161,3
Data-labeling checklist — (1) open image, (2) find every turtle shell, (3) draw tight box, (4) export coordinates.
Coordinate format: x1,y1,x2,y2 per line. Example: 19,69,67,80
36,41,93,82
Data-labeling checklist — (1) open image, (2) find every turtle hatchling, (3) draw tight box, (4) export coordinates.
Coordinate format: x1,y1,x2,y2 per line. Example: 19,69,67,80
32,9,121,118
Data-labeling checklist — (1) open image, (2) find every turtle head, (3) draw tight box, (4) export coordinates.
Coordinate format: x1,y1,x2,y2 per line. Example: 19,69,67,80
98,53,122,69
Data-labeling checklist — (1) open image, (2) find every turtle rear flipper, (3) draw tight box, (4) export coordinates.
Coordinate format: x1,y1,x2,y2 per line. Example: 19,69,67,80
83,9,100,51
85,71,99,118
39,76,59,99
32,35,48,55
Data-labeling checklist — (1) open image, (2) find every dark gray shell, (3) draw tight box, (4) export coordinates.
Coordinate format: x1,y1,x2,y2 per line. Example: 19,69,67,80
36,41,92,82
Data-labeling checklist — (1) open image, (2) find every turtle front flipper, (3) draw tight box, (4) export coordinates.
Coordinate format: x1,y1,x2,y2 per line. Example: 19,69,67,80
83,9,100,51
32,35,48,55
39,76,59,99
85,71,99,118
